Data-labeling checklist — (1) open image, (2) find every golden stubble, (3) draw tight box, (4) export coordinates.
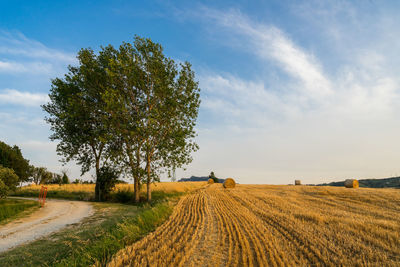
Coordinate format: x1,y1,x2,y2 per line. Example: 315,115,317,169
108,184,400,267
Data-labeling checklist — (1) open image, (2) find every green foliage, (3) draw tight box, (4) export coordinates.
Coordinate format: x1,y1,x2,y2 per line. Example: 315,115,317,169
0,141,30,182
12,188,93,201
31,166,53,184
96,166,119,201
0,166,19,196
43,36,200,203
42,46,117,200
0,180,8,198
61,172,69,184
104,36,201,202
0,197,178,266
0,198,37,223
209,171,219,183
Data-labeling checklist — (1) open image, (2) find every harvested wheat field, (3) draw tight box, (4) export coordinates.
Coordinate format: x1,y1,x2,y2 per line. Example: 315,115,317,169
108,184,400,267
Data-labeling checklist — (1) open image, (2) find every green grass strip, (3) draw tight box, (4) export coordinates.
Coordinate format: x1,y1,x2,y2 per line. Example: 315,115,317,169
0,198,38,223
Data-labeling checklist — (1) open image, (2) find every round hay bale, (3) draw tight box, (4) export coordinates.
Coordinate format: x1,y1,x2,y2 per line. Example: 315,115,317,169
344,179,359,188
223,178,236,188
295,180,301,185
208,178,214,184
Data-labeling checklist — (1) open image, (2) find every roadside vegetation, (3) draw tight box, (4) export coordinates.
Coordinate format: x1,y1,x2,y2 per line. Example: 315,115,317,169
12,182,206,202
0,182,206,266
0,199,174,266
0,198,38,224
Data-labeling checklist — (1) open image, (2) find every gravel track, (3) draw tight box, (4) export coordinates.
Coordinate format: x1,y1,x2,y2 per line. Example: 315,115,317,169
0,198,93,253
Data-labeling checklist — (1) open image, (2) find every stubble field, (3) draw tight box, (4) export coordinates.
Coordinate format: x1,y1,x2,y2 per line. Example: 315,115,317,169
108,184,400,266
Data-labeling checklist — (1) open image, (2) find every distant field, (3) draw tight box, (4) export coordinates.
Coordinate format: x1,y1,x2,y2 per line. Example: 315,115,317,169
0,199,38,223
109,184,400,266
12,182,207,202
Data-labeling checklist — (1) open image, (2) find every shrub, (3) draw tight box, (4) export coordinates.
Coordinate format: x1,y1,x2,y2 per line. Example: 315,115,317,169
0,166,19,193
0,180,8,198
0,141,30,183
97,166,119,201
208,171,219,183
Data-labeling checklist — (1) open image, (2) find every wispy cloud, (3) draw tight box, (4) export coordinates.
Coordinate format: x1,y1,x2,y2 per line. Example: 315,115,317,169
201,8,332,99
0,60,53,74
0,31,76,75
197,7,400,123
0,31,76,62
0,89,49,106
179,5,400,183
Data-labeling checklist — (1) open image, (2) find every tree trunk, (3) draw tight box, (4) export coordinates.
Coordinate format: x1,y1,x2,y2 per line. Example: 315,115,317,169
134,175,140,203
146,154,151,202
146,178,151,202
133,148,141,203
94,157,100,201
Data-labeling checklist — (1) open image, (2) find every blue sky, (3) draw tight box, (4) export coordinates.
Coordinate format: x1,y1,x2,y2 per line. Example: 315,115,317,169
1,0,400,184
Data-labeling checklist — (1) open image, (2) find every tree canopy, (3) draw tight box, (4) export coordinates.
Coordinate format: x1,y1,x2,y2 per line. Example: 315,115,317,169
0,140,30,183
42,47,117,201
0,166,19,197
104,36,200,201
43,36,200,202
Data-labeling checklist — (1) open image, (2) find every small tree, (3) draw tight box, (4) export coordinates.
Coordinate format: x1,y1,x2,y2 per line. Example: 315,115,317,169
0,141,30,183
209,171,219,183
61,169,69,184
96,166,119,201
0,166,19,195
31,167,52,185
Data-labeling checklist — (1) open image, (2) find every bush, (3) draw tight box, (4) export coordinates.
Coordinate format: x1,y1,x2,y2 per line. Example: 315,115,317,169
0,180,8,198
0,166,19,194
208,171,219,183
96,166,119,201
0,141,30,183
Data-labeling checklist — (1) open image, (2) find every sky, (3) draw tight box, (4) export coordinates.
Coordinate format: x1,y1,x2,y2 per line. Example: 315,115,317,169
1,0,400,184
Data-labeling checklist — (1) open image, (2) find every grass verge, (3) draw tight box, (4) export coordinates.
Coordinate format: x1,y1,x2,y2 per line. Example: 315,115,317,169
0,194,181,267
11,182,203,203
0,198,38,224
11,188,93,201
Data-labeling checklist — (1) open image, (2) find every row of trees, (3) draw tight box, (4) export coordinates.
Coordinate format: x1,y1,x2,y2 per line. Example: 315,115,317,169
0,140,70,197
0,140,30,197
43,36,201,202
31,167,70,185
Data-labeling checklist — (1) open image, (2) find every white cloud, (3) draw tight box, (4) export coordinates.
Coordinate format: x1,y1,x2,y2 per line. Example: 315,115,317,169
201,8,332,99
0,30,76,63
180,7,400,184
0,60,53,74
0,31,76,75
0,89,49,106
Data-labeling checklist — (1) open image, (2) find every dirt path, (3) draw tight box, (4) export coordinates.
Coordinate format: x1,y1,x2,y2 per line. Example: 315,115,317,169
0,198,93,253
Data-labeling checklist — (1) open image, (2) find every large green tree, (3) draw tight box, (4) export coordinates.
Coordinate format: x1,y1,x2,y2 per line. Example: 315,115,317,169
105,36,200,202
0,141,30,183
42,47,117,201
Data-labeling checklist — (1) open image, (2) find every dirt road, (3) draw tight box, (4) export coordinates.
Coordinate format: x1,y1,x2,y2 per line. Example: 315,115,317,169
0,198,93,253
